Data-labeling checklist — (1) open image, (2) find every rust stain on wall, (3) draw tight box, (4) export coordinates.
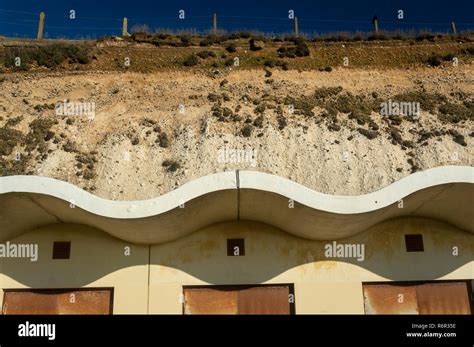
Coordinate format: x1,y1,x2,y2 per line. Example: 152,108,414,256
315,260,338,270
198,238,219,256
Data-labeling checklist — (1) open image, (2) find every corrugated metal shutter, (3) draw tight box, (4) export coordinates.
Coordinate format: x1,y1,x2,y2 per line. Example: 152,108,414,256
184,287,238,314
183,285,292,314
416,282,471,314
2,289,112,315
363,284,419,314
3,290,59,314
238,286,290,314
363,282,472,315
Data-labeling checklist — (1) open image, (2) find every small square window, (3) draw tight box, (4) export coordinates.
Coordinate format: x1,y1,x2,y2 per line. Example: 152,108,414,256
227,239,245,256
53,241,71,259
405,234,424,252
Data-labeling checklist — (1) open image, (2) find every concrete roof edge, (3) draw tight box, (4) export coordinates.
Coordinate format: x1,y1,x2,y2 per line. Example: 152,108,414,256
0,171,237,218
0,165,472,219
238,165,474,214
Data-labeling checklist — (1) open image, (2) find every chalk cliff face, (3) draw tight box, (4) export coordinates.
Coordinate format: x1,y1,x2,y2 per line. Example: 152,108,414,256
0,38,472,200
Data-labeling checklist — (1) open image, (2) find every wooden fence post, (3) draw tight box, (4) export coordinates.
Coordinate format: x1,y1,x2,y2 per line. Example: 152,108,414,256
372,15,379,33
122,17,129,37
451,21,457,34
213,13,217,35
294,16,299,36
37,12,45,40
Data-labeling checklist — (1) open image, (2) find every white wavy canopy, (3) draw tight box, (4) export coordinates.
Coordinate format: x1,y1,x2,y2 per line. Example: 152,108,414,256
0,166,472,243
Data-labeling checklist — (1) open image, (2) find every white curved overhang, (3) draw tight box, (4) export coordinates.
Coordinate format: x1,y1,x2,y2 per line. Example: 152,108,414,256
0,166,472,244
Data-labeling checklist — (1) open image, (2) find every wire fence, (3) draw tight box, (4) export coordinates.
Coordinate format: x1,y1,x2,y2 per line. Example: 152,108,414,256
1,7,473,39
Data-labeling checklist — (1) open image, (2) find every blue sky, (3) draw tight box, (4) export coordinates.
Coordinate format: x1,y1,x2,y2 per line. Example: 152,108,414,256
0,0,473,39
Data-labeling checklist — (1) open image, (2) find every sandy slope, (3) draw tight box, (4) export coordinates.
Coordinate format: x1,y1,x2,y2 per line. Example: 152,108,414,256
0,65,472,200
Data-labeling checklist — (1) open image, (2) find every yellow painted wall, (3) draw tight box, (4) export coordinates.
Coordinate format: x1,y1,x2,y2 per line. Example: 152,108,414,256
1,218,473,314
148,218,474,314
0,224,149,314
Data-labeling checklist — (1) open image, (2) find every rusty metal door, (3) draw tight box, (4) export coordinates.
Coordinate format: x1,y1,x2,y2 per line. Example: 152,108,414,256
2,289,112,315
183,285,292,315
238,286,291,314
2,290,59,314
363,284,419,314
56,289,112,314
416,282,471,314
183,287,238,314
